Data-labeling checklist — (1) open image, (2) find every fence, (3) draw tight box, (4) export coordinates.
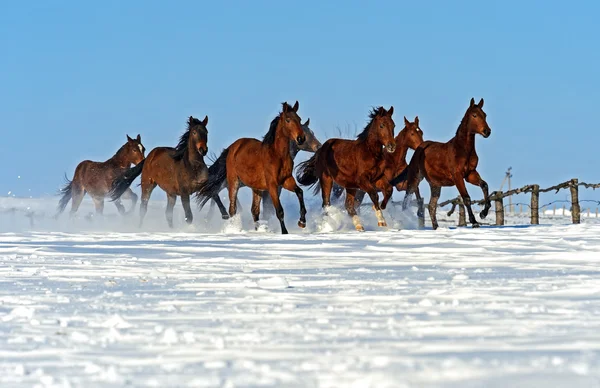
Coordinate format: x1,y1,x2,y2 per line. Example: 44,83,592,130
433,178,600,227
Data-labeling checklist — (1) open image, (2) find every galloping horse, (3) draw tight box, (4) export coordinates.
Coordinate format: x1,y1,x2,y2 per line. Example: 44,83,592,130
110,116,228,228
296,106,396,231
196,101,307,234
391,98,492,229
56,135,145,217
332,116,424,211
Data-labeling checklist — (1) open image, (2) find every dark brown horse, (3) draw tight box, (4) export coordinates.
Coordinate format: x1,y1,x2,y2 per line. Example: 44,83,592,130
333,116,424,211
56,135,145,217
391,98,492,229
110,116,228,228
296,106,396,231
196,101,307,234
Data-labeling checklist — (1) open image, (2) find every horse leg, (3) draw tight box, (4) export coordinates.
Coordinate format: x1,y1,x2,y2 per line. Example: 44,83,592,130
466,171,490,219
227,177,240,217
455,177,479,228
354,190,366,214
261,189,275,220
139,180,156,228
415,186,425,228
365,187,387,227
69,185,85,217
165,194,177,228
345,188,364,231
429,184,441,230
321,174,333,208
282,176,306,228
267,184,288,234
212,195,229,220
380,185,393,210
251,189,262,230
92,196,104,215
122,188,138,214
181,194,193,224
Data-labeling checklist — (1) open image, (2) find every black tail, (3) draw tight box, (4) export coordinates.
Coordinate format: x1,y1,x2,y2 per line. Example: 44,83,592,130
56,174,73,215
296,154,319,187
109,160,145,201
390,167,409,186
196,148,229,207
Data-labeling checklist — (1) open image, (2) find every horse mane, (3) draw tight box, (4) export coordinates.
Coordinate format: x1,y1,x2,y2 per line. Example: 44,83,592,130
356,107,385,141
455,106,472,136
173,117,202,161
262,102,295,145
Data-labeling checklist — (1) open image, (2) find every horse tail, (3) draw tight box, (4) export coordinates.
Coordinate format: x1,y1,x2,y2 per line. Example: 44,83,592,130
296,153,319,187
196,148,229,207
56,174,73,215
109,160,145,201
389,167,409,186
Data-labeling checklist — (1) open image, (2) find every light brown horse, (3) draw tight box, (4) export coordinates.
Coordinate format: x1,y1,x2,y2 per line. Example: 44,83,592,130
110,116,228,228
296,106,396,231
56,135,145,217
391,98,492,229
333,116,424,211
196,101,307,234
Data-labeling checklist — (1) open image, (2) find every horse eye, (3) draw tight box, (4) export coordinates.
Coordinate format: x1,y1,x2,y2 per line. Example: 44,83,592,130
286,119,290,123
472,114,477,118
380,124,384,128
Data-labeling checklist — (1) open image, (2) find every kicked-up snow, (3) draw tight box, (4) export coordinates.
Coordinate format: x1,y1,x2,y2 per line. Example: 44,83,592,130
1,197,600,387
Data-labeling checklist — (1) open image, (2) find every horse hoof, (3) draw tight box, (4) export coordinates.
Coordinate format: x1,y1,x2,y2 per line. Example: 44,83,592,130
298,220,306,228
378,221,387,227
472,223,481,228
479,211,488,219
355,225,365,232
281,229,289,235
222,214,230,220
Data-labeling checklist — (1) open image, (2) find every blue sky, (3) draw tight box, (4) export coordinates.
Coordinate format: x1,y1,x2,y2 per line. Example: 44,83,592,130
1,1,599,204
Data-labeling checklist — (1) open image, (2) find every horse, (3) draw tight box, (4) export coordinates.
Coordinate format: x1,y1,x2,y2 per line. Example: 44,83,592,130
196,101,307,234
206,117,321,220
109,116,229,228
56,134,145,217
296,106,397,231
390,98,492,229
331,116,424,211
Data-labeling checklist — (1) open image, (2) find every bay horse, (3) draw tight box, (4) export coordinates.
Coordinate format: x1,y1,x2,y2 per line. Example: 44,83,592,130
109,116,228,228
332,116,424,211
390,98,492,229
296,106,396,231
196,101,307,234
206,117,321,220
56,135,145,217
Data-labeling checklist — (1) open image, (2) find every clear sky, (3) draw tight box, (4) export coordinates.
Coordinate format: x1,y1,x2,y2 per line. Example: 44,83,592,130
1,1,599,203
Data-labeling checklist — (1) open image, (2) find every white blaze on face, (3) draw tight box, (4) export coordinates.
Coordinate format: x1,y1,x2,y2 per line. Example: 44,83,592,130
138,144,144,153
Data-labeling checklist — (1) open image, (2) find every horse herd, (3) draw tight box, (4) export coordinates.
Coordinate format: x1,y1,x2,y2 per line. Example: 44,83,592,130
56,98,492,234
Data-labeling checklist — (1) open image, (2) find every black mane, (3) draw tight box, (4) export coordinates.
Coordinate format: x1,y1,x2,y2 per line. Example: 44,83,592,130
356,107,385,141
173,117,204,161
262,102,295,145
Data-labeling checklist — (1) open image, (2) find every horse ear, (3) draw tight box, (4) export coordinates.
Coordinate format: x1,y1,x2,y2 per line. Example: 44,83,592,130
388,106,394,116
188,116,194,125
478,98,484,108
292,100,299,112
304,118,310,126
126,134,133,142
414,116,419,126
136,134,141,142
404,116,410,126
470,98,475,107
282,103,289,113
378,106,386,115
202,115,208,126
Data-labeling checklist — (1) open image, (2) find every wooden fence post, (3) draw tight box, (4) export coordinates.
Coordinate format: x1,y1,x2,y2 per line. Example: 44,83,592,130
493,192,504,226
531,184,539,225
570,178,580,224
458,203,467,227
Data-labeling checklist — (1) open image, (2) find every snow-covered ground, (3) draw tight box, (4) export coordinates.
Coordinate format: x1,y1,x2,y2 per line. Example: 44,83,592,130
1,197,600,387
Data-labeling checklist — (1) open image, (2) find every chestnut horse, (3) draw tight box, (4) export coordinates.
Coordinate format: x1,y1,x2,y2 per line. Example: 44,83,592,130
56,135,145,217
332,116,424,211
391,98,492,229
296,106,396,231
196,101,307,234
110,116,228,228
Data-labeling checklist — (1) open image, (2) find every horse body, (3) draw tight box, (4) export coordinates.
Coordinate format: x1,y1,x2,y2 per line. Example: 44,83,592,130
197,101,307,234
57,135,145,217
297,106,396,231
392,98,492,229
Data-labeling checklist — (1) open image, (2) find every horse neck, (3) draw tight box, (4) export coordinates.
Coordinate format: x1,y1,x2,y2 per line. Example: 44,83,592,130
270,126,292,159
360,126,384,158
107,147,132,169
288,140,300,160
453,121,476,155
392,132,410,165
184,142,206,170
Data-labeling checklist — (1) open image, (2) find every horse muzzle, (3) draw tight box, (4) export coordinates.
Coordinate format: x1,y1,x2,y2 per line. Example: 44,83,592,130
385,143,396,153
482,128,491,138
296,135,306,146
198,146,208,156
